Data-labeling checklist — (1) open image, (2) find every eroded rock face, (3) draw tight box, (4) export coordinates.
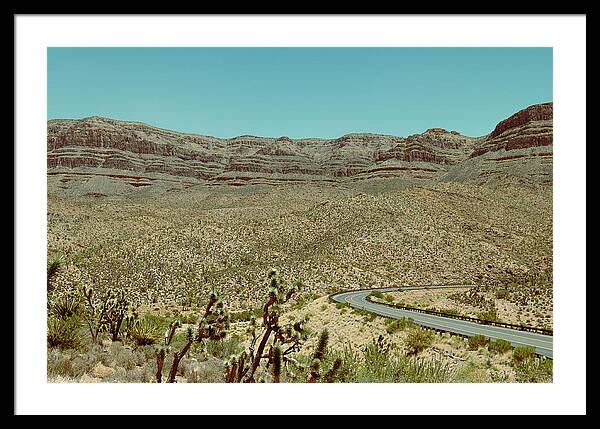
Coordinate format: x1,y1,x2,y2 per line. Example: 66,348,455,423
470,103,553,158
445,103,553,185
47,103,553,194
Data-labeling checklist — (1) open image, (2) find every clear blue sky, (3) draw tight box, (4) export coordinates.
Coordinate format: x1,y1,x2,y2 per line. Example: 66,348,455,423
47,48,552,139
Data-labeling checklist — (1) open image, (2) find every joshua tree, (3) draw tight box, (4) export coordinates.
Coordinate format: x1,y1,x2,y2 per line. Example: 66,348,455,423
156,291,230,383
224,269,309,383
81,285,133,343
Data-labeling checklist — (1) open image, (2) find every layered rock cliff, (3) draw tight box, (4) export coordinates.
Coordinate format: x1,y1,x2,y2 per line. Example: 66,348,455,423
47,102,553,196
443,103,553,183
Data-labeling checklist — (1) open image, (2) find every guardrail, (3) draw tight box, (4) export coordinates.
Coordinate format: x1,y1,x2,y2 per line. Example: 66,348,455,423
364,295,553,336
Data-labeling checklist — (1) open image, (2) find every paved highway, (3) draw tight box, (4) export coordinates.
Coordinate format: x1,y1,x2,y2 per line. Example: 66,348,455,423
331,285,553,358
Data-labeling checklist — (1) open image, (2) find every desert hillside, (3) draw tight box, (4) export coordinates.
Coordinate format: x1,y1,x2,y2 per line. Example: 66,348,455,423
48,180,552,311
47,103,552,193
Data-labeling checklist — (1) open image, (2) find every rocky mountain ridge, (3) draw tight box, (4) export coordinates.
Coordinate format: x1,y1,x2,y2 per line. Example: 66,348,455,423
48,102,553,195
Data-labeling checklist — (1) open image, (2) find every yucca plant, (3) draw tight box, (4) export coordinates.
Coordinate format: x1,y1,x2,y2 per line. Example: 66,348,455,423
50,290,82,320
47,254,65,293
127,315,162,347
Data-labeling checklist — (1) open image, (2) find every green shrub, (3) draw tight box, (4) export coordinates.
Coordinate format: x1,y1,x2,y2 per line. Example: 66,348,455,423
179,313,198,324
478,308,499,322
48,349,94,378
467,335,489,350
204,334,244,359
489,339,513,354
370,291,384,299
230,307,263,322
318,336,452,383
405,328,434,355
230,309,252,322
454,357,490,383
360,336,397,380
335,302,349,310
169,330,194,351
495,288,510,299
385,317,414,334
396,358,454,383
514,358,553,383
439,308,462,316
110,343,139,371
512,346,536,363
47,316,84,350
352,308,376,322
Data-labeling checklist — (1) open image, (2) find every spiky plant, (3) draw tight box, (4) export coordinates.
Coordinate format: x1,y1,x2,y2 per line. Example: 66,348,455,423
47,254,64,293
127,314,162,347
307,329,329,382
81,285,133,343
47,316,83,350
50,290,82,320
272,343,282,383
224,269,309,383
324,358,342,383
313,328,328,361
154,291,230,383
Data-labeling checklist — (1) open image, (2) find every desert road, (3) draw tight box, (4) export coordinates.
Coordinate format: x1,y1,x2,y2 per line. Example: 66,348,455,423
331,285,553,358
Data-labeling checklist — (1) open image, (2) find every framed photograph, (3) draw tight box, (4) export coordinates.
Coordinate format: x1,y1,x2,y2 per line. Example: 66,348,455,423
15,14,586,415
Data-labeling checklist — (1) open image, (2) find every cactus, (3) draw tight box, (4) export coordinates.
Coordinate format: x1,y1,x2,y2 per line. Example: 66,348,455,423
228,271,345,383
106,289,130,341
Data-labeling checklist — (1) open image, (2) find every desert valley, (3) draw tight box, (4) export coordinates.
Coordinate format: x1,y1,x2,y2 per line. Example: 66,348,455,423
47,102,553,383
